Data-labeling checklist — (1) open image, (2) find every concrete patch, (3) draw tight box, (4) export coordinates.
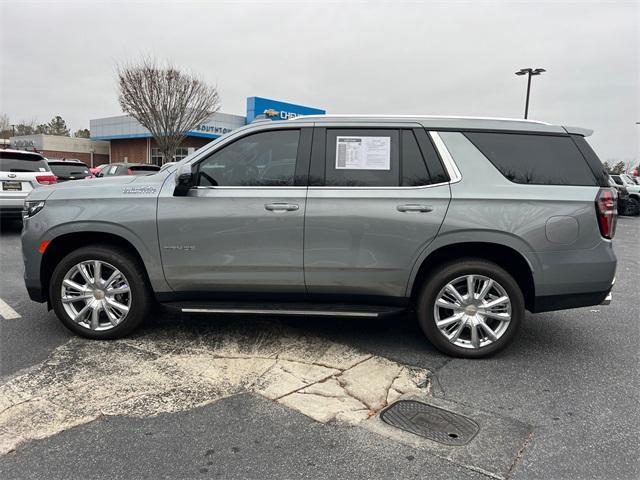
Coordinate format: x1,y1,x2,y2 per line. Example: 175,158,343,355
0,320,430,454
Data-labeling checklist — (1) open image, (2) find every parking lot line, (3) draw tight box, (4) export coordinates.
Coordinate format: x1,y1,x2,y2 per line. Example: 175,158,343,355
0,298,21,319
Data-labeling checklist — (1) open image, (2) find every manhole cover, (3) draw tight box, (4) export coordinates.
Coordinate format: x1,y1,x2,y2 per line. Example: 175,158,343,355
381,400,479,446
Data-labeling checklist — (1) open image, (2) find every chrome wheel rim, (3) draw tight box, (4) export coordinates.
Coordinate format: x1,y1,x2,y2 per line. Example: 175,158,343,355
60,260,131,331
433,274,512,349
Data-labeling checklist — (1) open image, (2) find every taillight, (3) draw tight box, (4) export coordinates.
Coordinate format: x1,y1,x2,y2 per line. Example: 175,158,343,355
595,188,617,239
36,175,57,185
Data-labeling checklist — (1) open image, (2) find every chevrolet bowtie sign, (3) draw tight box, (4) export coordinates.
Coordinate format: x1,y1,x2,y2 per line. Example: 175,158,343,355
263,108,279,118
247,96,325,123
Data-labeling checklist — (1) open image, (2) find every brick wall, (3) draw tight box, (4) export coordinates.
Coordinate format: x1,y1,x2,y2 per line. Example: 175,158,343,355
110,138,148,164
109,137,212,165
39,150,109,167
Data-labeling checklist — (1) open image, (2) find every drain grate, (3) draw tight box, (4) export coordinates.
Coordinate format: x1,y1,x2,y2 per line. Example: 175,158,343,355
381,400,479,446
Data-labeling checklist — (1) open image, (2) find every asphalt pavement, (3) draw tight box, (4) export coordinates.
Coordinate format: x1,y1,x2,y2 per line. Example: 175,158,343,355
0,216,638,480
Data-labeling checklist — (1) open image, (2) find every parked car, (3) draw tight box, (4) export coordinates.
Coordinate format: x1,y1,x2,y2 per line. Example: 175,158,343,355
96,163,161,177
610,174,640,215
623,174,640,186
0,149,56,220
89,164,107,176
21,115,617,358
47,159,92,182
611,174,640,197
607,176,636,216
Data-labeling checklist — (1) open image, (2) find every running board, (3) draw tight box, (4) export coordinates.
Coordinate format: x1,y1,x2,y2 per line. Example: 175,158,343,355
163,301,406,318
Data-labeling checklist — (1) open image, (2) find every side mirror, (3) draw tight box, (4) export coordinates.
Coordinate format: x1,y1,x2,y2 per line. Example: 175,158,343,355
174,163,194,196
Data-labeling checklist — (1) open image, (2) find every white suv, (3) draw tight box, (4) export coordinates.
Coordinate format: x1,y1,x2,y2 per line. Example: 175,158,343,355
0,149,57,220
613,174,640,196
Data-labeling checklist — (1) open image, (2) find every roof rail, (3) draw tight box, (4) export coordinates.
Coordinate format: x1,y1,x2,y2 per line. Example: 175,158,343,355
291,114,551,125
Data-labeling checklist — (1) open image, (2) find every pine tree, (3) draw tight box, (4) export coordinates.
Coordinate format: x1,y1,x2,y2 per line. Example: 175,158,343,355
46,116,70,136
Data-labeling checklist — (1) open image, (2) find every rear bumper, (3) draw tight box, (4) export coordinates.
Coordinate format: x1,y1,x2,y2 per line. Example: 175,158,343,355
0,196,27,208
0,198,25,218
529,241,616,313
0,208,23,218
533,288,612,313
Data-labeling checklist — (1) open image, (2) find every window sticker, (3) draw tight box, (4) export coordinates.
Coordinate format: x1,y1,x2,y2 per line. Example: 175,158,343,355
336,136,391,170
38,167,46,172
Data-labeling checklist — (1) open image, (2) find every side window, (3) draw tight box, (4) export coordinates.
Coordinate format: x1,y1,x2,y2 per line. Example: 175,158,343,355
402,130,431,186
196,130,300,187
325,129,399,186
464,132,598,186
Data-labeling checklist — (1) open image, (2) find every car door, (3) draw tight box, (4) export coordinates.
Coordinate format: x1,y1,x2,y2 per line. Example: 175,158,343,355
304,124,452,298
157,126,312,293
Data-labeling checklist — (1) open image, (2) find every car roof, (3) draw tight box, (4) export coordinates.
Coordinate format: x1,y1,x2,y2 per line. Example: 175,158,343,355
288,114,592,136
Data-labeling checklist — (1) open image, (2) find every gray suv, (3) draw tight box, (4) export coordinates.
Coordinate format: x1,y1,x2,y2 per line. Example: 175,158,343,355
21,116,617,358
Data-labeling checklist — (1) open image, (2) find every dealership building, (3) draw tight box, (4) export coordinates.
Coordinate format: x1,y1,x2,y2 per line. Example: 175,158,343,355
89,97,325,165
8,135,110,167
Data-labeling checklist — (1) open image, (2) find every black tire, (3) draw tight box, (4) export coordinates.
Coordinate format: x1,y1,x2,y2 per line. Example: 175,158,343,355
416,258,524,358
49,244,151,339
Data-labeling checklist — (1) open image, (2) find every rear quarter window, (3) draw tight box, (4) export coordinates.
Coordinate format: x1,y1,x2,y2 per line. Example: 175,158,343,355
0,151,50,173
464,132,598,186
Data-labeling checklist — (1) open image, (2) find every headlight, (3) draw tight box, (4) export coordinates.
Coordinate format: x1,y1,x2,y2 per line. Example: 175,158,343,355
23,200,46,219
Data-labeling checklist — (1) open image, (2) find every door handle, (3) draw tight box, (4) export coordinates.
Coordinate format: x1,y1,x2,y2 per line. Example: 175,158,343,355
397,204,433,213
265,203,299,212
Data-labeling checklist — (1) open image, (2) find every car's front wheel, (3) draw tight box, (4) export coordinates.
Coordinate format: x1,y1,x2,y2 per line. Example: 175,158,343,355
416,258,524,358
50,245,151,339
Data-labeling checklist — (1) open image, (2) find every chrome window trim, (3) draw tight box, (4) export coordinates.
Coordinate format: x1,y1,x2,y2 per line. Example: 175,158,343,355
192,186,305,190
429,131,462,184
306,182,450,191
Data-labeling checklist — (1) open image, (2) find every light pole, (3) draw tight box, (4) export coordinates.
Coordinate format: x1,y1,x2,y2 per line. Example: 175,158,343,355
515,68,546,119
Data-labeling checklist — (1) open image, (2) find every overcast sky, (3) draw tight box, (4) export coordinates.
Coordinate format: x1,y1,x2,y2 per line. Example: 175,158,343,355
1,0,638,161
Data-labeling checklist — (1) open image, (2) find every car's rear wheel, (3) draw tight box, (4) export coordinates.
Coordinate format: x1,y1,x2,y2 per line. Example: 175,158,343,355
416,258,524,358
50,245,151,339
620,197,640,216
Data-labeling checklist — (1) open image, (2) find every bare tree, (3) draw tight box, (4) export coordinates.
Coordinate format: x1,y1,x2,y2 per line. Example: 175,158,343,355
117,58,220,164
0,113,9,133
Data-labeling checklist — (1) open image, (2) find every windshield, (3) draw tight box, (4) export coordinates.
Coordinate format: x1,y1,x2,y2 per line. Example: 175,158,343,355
0,151,50,172
49,163,90,177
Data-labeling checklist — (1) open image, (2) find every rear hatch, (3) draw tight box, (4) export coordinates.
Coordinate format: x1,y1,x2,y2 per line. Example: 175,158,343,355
0,151,55,199
48,162,91,181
